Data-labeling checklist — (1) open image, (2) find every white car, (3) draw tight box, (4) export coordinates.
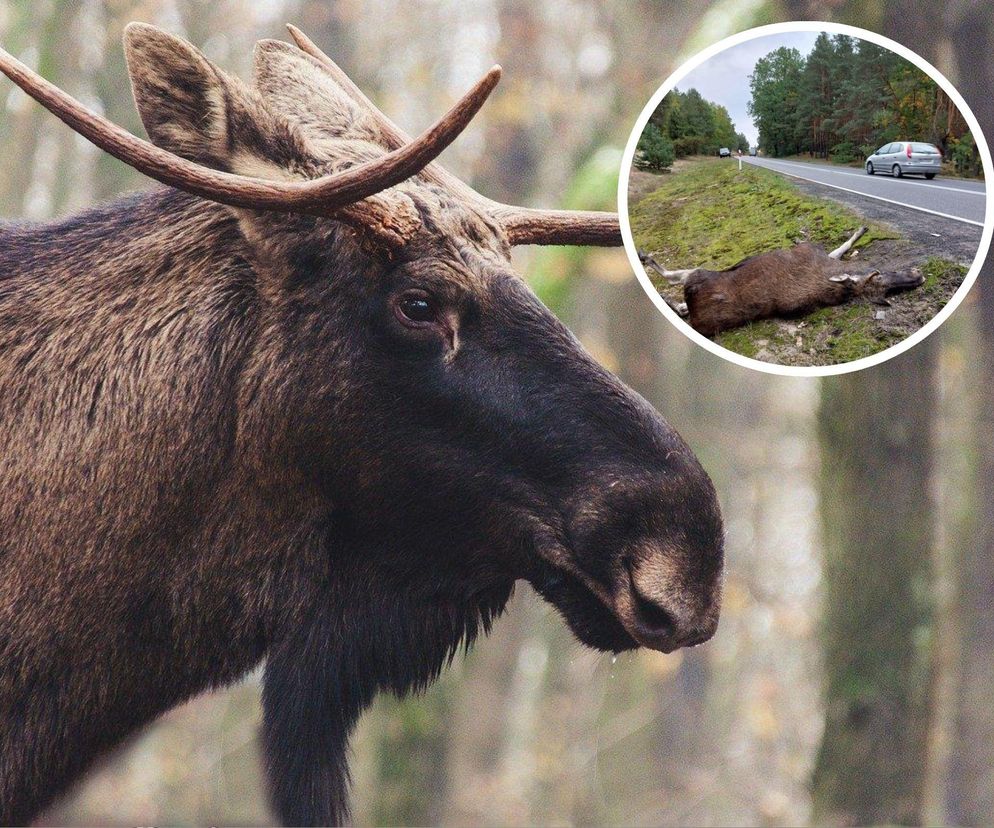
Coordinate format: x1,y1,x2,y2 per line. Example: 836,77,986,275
865,141,942,179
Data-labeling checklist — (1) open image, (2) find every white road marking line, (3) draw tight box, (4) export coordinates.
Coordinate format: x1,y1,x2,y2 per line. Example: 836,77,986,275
742,158,985,227
752,157,986,195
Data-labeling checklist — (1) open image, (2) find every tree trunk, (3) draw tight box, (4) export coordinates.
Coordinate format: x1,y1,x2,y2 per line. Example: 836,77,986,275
941,8,994,821
945,297,994,827
812,349,937,825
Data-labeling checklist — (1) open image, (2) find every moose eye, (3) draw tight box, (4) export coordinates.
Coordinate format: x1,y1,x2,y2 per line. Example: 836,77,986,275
394,291,440,326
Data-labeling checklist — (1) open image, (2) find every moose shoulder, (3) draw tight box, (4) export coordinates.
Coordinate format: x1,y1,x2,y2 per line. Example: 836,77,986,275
0,24,723,826
642,227,925,337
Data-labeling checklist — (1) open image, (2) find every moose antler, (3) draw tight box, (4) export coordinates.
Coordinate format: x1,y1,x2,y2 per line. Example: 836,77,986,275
0,42,498,248
287,24,621,247
0,27,620,249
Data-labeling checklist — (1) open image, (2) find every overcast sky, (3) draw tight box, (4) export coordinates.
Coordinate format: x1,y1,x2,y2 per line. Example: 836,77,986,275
676,32,821,147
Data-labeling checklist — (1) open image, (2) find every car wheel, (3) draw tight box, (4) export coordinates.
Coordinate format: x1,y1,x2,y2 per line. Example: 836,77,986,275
925,173,936,180
892,164,903,178
866,162,874,175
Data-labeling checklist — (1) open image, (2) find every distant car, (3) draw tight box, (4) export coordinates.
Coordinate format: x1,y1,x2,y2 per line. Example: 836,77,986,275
749,147,757,156
865,141,942,179
719,147,731,157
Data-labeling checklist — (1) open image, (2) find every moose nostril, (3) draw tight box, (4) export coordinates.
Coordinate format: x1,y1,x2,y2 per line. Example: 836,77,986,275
619,556,719,652
631,583,676,637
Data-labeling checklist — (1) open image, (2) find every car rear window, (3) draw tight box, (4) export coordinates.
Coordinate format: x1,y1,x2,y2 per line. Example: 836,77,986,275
911,142,940,153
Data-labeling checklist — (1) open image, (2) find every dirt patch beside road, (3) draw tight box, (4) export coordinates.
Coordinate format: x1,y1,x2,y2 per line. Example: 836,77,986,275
628,160,704,205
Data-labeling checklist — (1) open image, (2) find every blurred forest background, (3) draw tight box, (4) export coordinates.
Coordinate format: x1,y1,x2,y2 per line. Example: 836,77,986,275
1,0,992,825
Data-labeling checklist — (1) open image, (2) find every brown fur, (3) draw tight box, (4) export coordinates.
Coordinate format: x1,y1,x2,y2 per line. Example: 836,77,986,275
679,243,924,337
0,26,724,825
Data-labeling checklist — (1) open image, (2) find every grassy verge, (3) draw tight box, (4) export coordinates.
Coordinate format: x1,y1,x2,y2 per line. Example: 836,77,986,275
629,158,965,366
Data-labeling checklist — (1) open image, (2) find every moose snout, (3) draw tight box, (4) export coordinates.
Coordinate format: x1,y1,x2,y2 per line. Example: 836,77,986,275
557,387,724,655
613,550,721,653
889,269,926,291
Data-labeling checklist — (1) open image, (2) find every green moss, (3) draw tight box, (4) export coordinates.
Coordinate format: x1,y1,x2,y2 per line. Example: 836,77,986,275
713,320,779,357
823,324,882,363
713,301,899,365
920,256,967,297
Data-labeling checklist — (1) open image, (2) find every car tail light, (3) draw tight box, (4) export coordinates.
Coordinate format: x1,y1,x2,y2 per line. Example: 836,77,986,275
906,144,913,158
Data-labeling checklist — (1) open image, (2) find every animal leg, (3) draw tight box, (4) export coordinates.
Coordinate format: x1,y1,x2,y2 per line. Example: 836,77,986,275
829,226,868,260
661,268,698,286
641,253,698,286
262,603,363,827
661,296,689,317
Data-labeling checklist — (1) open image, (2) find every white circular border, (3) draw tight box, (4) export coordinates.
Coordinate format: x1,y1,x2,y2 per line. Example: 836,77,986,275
618,21,994,377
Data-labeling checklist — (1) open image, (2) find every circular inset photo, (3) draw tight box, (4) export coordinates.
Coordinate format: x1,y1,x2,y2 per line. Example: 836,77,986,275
620,23,992,376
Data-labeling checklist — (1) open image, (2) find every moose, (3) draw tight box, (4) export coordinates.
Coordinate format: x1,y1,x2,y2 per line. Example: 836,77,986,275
641,227,926,337
0,24,724,825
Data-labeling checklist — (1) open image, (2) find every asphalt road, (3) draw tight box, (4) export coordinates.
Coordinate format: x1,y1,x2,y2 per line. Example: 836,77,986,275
742,156,987,226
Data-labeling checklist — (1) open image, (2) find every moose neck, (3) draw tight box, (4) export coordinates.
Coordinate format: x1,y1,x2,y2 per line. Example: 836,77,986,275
0,187,333,820
0,187,312,574
263,527,513,824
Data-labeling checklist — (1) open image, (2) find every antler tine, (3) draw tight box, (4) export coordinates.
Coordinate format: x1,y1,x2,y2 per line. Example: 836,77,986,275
491,207,621,247
0,44,500,229
287,24,621,248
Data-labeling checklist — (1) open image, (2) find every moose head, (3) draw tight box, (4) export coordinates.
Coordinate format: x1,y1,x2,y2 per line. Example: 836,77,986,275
0,25,723,824
829,267,926,304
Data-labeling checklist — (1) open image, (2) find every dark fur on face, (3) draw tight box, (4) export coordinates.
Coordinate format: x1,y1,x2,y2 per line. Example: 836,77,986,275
0,27,723,825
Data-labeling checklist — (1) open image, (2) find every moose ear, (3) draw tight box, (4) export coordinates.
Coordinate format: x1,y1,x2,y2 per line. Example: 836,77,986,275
252,39,382,145
124,23,301,175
